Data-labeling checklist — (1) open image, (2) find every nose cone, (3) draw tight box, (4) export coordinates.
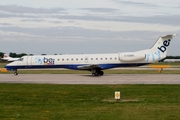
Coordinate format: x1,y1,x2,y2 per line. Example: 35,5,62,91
5,62,17,70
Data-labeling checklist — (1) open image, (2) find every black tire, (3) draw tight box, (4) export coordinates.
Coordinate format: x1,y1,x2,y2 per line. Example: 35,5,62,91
95,72,99,76
99,71,104,76
92,72,99,76
14,72,18,76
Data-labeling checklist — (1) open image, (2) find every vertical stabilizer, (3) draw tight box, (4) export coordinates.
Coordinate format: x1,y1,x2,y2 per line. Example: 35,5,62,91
150,34,178,58
1,54,11,60
3,54,9,58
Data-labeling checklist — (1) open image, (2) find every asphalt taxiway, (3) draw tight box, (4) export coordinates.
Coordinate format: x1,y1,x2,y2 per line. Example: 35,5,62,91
0,74,180,84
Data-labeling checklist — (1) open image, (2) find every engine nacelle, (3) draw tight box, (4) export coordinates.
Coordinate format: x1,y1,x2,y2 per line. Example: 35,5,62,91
119,52,146,62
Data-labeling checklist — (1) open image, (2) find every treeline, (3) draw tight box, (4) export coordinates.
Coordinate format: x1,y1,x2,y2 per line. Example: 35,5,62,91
0,52,28,58
166,56,180,59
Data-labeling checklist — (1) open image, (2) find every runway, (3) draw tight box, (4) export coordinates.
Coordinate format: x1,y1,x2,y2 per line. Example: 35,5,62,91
0,74,180,84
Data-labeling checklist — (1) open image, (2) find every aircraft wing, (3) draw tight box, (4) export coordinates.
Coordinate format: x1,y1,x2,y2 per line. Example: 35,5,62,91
77,64,102,70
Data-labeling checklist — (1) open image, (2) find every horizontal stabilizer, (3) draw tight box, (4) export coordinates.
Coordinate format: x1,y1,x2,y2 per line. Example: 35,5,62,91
161,34,178,39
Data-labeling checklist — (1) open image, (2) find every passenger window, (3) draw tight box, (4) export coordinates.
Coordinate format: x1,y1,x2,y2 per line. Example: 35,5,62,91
96,58,98,60
71,58,73,61
91,58,93,60
105,58,107,60
62,59,64,61
81,58,83,60
76,58,78,61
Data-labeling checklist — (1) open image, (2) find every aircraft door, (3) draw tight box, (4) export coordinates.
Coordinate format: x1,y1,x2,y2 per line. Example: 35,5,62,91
85,56,88,63
27,56,32,66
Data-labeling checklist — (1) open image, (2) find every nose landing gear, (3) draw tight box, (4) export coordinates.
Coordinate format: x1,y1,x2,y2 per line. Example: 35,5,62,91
14,70,18,76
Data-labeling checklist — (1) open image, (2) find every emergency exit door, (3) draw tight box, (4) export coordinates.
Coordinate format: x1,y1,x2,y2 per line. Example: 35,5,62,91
26,56,32,66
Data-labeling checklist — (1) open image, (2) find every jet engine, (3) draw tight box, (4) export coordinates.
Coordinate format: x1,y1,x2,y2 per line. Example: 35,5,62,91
119,52,146,62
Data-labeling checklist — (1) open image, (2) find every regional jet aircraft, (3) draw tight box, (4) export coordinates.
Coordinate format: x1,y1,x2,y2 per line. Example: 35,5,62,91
2,34,178,76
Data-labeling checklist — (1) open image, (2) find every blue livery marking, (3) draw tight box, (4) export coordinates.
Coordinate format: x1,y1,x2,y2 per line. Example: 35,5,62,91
158,39,170,53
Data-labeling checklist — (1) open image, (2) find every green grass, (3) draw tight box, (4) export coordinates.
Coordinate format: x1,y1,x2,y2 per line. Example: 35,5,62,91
0,84,180,120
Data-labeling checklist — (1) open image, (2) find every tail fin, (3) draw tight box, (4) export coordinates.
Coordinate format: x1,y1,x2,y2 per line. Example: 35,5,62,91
150,34,178,58
3,54,9,58
1,54,12,61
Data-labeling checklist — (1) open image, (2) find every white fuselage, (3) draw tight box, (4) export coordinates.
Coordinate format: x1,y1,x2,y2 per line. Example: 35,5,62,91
5,50,161,71
5,34,177,74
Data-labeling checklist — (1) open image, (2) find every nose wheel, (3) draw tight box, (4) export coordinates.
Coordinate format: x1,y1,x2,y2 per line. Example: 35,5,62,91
14,71,18,76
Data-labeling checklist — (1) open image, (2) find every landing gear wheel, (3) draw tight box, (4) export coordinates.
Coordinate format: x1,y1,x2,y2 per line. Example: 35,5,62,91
99,71,104,76
14,72,18,76
94,72,99,76
92,72,99,76
91,69,103,76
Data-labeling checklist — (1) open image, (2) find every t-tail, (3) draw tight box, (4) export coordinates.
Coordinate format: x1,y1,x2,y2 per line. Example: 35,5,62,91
1,54,20,61
118,34,178,63
3,54,9,58
149,34,178,60
1,54,11,60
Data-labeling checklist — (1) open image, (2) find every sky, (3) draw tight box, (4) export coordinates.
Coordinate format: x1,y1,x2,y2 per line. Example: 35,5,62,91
0,0,180,55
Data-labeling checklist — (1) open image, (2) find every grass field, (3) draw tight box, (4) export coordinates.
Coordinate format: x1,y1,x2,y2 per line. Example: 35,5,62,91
0,84,180,120
1,62,180,119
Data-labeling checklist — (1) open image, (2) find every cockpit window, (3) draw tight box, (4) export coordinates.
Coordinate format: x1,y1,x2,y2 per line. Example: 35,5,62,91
18,58,24,61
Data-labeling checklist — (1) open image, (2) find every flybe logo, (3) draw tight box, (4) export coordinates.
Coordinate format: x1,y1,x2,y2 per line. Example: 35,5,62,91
158,39,171,53
44,57,55,65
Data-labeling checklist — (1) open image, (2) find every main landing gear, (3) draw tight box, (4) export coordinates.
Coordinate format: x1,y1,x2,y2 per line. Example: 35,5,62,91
91,69,104,76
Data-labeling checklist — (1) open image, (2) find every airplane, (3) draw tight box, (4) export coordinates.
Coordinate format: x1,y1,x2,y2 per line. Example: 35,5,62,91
1,34,178,76
1,54,21,61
